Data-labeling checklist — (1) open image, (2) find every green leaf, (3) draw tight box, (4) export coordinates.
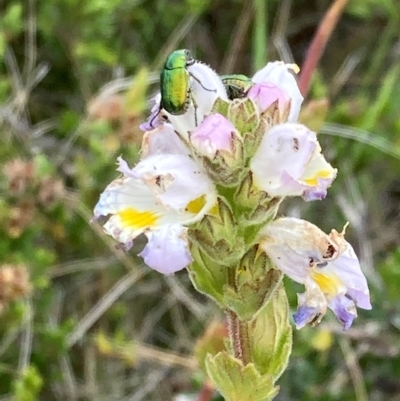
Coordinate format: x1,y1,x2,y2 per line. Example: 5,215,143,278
205,352,278,401
249,283,292,380
187,243,228,305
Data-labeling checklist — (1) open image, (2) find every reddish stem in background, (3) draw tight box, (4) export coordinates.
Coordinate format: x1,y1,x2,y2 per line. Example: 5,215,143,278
298,0,349,97
197,380,214,401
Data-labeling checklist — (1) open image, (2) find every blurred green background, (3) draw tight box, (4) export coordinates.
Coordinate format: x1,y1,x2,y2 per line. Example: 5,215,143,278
1,0,400,400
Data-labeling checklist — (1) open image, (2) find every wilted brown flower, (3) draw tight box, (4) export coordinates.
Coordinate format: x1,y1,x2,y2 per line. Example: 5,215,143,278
6,200,35,238
0,265,31,314
4,159,35,195
37,177,65,207
88,94,124,121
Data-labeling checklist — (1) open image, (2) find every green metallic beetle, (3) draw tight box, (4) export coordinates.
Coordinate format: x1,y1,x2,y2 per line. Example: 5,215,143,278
160,49,195,115
151,49,216,127
220,74,253,100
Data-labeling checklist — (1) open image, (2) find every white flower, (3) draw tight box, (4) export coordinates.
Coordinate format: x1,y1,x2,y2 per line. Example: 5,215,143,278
93,128,217,274
252,61,303,122
259,217,372,330
250,123,337,200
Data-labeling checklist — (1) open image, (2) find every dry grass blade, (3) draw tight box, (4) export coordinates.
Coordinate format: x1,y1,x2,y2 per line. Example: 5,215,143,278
320,123,400,160
66,269,146,348
221,2,254,73
338,336,369,401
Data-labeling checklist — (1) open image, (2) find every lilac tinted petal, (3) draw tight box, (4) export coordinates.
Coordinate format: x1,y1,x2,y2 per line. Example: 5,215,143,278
141,124,190,158
346,288,372,310
140,94,162,132
327,236,371,309
247,82,289,114
293,280,328,329
293,305,320,330
328,295,357,330
133,153,215,211
252,61,303,122
302,186,328,201
140,225,192,274
190,113,234,157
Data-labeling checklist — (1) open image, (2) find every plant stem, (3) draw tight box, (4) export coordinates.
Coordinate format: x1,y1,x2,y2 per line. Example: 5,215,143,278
298,0,349,97
253,0,268,72
226,267,251,365
226,310,251,365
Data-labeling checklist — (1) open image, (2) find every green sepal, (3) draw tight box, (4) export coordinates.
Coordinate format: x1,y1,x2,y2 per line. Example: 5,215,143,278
234,174,264,210
212,97,230,117
202,156,246,187
205,352,278,401
189,228,234,266
249,283,292,380
244,197,282,225
242,113,269,161
200,137,246,187
227,98,259,135
187,243,228,305
223,267,282,321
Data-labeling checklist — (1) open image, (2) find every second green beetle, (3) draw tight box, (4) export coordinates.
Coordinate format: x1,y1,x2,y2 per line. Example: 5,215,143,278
220,74,253,100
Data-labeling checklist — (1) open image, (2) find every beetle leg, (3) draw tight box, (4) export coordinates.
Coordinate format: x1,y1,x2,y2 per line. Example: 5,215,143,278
189,72,217,93
149,108,162,128
189,89,198,126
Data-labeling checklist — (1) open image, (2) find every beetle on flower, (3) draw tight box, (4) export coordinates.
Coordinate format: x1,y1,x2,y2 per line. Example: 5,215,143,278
93,51,370,333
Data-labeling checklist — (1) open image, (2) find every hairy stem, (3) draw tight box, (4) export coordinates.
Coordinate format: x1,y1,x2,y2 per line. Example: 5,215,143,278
226,267,251,365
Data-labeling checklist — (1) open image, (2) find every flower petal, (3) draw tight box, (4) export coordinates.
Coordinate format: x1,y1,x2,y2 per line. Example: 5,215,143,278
250,123,336,199
140,93,163,132
252,61,303,122
165,62,228,140
93,158,196,246
132,153,217,213
328,295,357,330
247,82,289,116
260,217,371,329
139,224,192,274
190,113,234,157
141,124,190,159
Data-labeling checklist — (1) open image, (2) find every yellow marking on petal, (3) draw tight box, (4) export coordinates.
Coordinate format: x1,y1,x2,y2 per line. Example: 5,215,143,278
186,196,206,214
311,270,342,298
303,169,334,186
186,196,219,216
117,207,158,229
